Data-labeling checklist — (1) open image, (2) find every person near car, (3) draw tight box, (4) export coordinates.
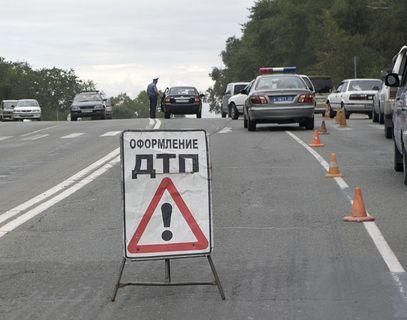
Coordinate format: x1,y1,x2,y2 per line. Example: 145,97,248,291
147,77,159,118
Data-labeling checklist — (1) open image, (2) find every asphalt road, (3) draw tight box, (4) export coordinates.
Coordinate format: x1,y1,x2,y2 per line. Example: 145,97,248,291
1,116,407,319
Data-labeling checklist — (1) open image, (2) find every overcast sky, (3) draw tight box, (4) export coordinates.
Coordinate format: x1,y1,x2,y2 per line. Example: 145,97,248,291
1,0,254,97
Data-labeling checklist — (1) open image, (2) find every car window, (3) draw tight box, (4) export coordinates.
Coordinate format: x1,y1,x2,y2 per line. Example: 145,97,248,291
169,87,197,95
225,84,232,94
310,77,333,93
348,80,382,91
17,100,39,107
340,83,348,92
74,93,102,102
233,84,247,95
301,77,314,91
336,84,343,92
255,75,307,90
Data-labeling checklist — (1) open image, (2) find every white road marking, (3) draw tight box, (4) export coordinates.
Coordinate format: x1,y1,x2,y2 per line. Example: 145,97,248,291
219,127,232,134
22,134,49,141
369,124,384,130
0,148,120,225
20,125,60,137
101,131,121,137
61,133,84,139
333,127,352,131
0,120,162,237
287,131,406,274
0,157,120,238
0,136,12,141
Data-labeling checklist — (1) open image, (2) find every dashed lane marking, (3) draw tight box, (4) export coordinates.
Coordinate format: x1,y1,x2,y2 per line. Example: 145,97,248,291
22,134,49,141
218,127,232,134
0,136,12,141
101,131,122,137
286,130,405,274
369,124,384,130
333,126,352,131
20,125,60,137
61,133,84,139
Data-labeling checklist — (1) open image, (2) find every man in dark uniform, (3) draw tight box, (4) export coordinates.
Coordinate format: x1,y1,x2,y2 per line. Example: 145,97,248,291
147,77,159,118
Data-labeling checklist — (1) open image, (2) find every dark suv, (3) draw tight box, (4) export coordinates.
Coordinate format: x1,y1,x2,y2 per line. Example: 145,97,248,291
385,48,407,185
70,91,113,121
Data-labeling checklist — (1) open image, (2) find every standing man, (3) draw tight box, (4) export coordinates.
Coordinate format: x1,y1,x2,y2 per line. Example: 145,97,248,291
147,77,159,119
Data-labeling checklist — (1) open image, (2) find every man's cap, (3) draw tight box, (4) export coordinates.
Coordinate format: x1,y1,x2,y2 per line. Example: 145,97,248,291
153,77,159,80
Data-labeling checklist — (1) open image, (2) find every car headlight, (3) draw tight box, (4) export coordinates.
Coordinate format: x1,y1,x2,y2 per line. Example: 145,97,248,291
94,104,104,110
71,106,80,111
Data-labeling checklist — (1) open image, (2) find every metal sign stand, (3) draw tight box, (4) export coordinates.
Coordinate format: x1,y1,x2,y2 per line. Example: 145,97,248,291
111,255,225,301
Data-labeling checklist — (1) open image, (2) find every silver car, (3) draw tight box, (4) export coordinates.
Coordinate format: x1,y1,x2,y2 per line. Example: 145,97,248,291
13,99,42,121
243,72,315,131
0,100,18,121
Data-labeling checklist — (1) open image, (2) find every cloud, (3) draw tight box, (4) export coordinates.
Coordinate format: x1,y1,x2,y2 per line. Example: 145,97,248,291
0,0,254,97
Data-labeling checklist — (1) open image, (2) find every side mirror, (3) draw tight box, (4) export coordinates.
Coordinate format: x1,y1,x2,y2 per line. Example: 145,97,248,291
225,91,231,95
199,93,205,98
240,89,248,95
385,73,400,87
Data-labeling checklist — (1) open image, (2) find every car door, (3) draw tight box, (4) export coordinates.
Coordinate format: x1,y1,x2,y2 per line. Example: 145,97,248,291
330,83,344,109
222,84,232,113
394,56,407,152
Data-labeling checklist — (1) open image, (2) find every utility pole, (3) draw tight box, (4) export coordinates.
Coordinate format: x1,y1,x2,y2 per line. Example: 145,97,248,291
354,56,357,78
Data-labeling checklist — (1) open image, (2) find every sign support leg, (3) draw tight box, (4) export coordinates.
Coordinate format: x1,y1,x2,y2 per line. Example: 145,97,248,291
165,259,172,283
111,257,127,302
207,255,226,300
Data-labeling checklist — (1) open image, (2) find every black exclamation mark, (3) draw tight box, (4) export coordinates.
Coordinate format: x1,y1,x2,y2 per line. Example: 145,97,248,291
161,203,173,241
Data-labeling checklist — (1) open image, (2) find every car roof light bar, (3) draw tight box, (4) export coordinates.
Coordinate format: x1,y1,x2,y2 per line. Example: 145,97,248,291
259,67,297,75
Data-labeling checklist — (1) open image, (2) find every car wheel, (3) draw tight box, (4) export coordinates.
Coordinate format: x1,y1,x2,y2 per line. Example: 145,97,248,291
368,112,372,120
243,114,248,128
394,141,403,172
372,108,379,122
304,117,314,130
328,103,335,118
164,111,170,119
230,103,239,120
385,123,393,139
248,117,256,131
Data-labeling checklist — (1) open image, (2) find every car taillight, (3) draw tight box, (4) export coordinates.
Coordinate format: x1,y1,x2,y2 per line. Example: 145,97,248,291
250,95,268,104
389,87,397,99
298,94,314,104
194,96,201,103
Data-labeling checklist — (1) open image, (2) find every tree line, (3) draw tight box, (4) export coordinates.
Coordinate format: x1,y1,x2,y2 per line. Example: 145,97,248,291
0,57,152,120
207,0,407,112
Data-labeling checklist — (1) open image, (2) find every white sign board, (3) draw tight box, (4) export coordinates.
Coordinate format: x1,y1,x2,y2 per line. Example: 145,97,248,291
121,130,212,260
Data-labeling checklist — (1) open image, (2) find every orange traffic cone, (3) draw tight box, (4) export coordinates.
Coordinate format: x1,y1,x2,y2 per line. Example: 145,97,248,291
325,153,342,178
309,129,324,147
319,120,329,135
339,110,347,128
343,187,375,222
335,109,340,124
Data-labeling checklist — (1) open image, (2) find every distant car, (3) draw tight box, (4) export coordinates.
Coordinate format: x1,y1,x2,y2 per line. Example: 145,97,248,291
327,79,382,119
386,48,407,185
309,76,333,114
227,81,253,120
372,80,397,136
70,91,112,121
0,100,18,121
13,99,42,121
221,82,249,118
243,67,315,131
161,86,203,119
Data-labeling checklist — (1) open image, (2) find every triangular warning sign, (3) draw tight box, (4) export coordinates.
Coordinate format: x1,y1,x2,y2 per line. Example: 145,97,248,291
127,177,208,254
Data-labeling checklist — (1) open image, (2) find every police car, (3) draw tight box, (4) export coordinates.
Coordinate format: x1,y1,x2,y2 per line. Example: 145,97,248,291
242,67,315,131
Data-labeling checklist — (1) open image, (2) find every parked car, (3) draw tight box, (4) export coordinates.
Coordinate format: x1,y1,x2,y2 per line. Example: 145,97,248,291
227,81,253,120
386,51,407,185
70,91,112,121
381,46,407,139
161,86,203,119
309,76,333,114
372,79,397,138
327,79,382,119
13,99,42,121
243,67,315,131
0,100,18,121
221,82,249,118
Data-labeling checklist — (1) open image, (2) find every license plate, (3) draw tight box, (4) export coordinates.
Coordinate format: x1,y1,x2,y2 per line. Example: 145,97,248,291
271,96,294,103
176,99,189,103
82,109,93,113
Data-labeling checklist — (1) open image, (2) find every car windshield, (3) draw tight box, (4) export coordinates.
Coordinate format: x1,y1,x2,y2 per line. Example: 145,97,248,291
169,87,197,95
17,100,39,107
255,75,307,90
309,77,333,93
234,84,247,94
3,101,17,108
348,80,382,91
74,93,102,102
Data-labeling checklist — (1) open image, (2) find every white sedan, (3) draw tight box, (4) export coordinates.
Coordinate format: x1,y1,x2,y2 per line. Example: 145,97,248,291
327,78,382,119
